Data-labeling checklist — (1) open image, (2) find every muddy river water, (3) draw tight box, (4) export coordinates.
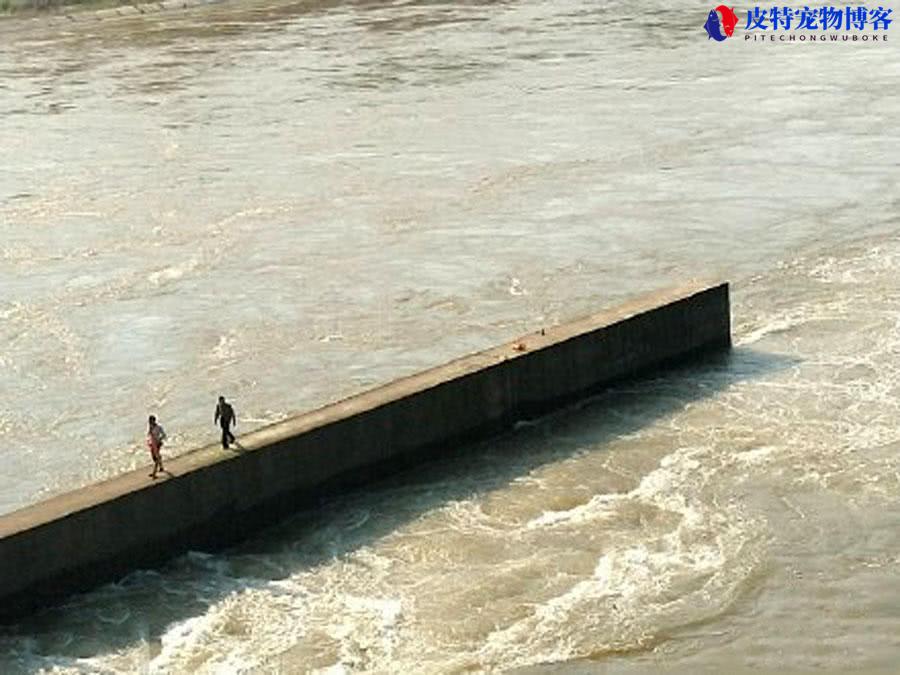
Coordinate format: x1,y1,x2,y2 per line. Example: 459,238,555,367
0,0,899,671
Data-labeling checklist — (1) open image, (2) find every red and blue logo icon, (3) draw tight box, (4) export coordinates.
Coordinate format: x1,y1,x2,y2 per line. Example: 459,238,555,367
704,5,739,40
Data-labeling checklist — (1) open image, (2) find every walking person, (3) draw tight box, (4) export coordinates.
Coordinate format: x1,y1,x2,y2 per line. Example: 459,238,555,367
146,415,167,478
214,395,236,449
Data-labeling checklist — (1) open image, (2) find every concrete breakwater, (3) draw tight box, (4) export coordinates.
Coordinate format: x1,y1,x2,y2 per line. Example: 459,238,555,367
0,281,730,622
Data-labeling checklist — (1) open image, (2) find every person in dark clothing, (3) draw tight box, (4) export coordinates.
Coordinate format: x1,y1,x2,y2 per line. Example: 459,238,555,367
214,396,236,449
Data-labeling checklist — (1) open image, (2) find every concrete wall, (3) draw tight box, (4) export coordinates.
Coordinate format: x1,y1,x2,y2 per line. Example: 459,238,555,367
0,280,731,621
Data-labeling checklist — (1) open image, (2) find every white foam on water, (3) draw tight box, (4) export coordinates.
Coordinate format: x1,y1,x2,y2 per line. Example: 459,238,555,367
148,583,310,674
325,595,404,670
209,333,239,363
734,294,853,348
147,254,202,287
476,440,764,669
311,665,350,675
508,277,527,296
736,314,804,347
524,489,623,530
733,444,777,467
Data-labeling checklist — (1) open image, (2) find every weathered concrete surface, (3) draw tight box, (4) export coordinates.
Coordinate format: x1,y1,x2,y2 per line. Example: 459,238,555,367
0,280,731,621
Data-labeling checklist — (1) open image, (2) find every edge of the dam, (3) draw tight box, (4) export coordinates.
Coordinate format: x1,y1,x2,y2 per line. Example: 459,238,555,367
0,280,732,622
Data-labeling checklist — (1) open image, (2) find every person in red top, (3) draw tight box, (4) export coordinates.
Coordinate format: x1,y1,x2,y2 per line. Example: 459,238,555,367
146,415,167,479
